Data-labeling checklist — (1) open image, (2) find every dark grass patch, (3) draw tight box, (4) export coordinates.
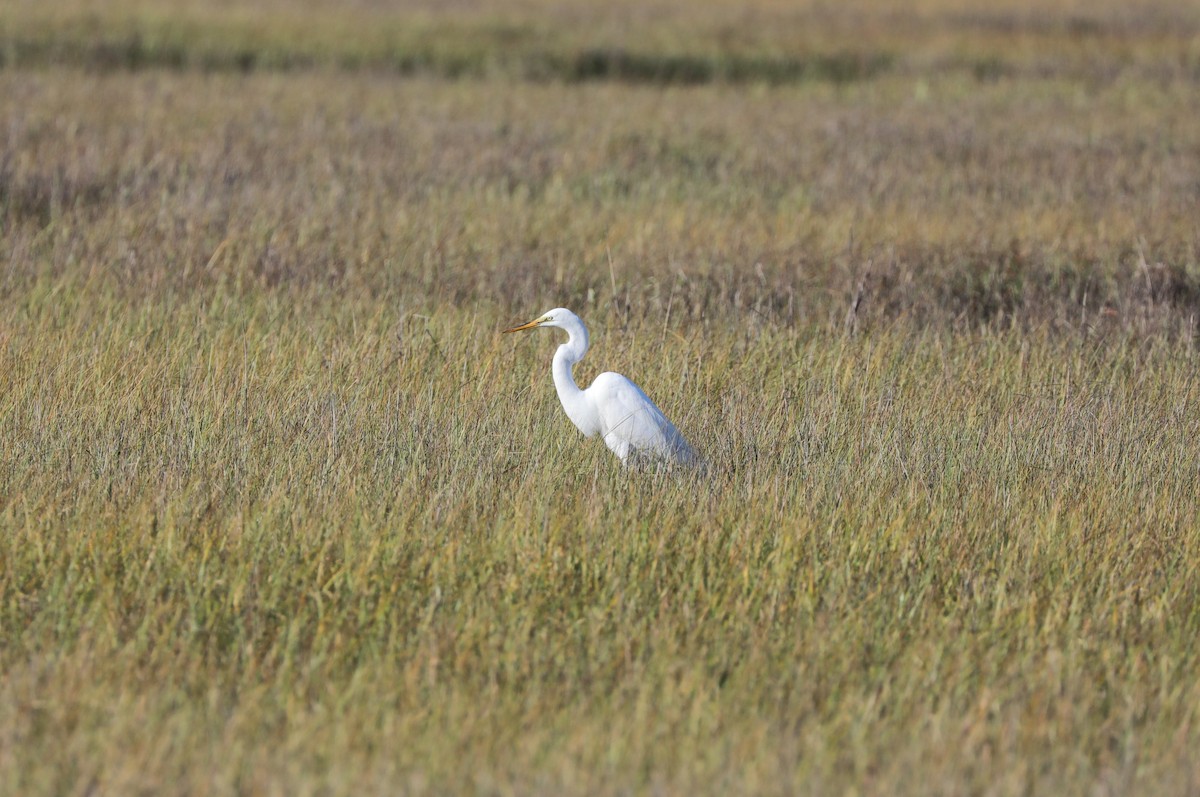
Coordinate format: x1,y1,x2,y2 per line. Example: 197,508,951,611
557,49,894,85
0,33,895,86
0,35,317,74
845,247,1200,336
0,164,116,227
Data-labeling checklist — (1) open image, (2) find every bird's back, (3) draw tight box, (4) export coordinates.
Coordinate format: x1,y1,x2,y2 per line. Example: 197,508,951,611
587,372,696,466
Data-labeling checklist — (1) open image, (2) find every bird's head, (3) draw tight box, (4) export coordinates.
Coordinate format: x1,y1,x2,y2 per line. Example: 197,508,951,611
502,308,575,334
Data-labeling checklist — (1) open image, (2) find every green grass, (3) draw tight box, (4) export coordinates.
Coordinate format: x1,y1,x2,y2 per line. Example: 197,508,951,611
3,3,1200,794
4,286,1198,794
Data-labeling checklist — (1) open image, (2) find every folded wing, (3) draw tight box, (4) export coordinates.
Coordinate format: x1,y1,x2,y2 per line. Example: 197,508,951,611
588,372,696,466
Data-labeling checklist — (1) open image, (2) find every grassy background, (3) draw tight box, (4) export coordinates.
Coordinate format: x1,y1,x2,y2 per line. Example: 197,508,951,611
3,0,1200,82
2,2,1200,795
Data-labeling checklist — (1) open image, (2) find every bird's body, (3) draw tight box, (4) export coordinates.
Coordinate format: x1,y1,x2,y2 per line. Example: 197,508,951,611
504,308,696,467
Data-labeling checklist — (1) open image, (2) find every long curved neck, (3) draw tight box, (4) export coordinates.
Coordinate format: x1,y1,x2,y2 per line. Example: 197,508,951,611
551,317,594,432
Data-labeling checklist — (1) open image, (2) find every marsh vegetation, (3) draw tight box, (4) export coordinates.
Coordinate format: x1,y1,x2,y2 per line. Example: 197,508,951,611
2,1,1199,794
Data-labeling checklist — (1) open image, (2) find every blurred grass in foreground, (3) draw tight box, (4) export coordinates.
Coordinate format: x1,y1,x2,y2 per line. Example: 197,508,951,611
1,0,1198,84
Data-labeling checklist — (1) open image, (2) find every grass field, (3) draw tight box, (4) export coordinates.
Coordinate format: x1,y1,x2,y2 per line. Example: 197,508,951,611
2,2,1200,795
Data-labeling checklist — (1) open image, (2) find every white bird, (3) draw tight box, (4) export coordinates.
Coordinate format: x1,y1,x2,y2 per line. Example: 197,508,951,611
503,308,697,467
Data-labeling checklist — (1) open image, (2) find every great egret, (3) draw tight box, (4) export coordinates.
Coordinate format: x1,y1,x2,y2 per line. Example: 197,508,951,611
503,308,697,467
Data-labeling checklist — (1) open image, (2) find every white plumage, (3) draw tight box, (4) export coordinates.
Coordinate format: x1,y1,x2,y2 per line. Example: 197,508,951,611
503,308,696,467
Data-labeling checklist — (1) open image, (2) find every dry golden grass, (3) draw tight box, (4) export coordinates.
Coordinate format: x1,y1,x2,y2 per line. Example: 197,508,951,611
3,71,1198,329
2,3,1200,795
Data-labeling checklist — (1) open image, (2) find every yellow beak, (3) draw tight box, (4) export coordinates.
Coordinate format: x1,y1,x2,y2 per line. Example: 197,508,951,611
502,317,544,334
